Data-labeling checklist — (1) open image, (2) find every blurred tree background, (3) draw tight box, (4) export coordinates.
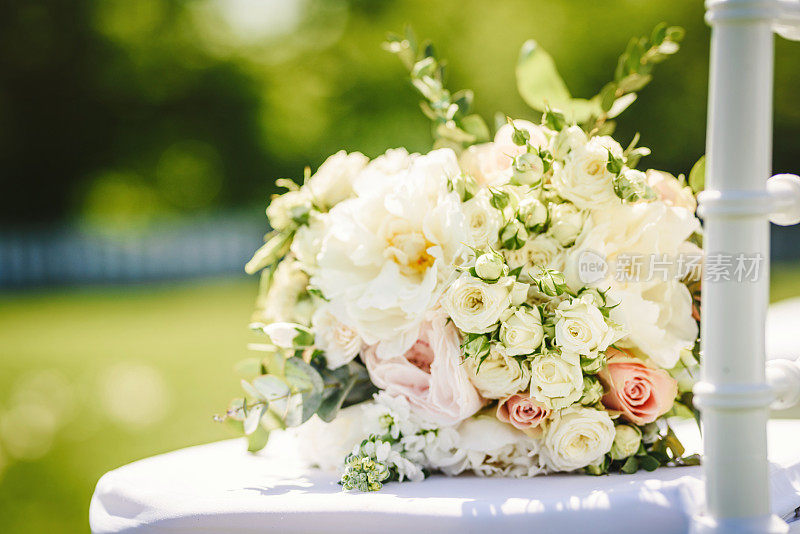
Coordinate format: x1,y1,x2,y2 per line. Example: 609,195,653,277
2,0,798,232
2,1,800,533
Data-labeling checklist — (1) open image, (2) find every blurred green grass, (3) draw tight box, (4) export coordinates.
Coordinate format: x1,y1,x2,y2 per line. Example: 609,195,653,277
0,267,799,533
0,278,257,533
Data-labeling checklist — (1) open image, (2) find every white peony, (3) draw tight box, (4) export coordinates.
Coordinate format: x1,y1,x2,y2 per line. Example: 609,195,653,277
542,406,615,472
610,279,698,369
441,274,513,334
306,150,368,208
313,149,471,358
461,189,503,248
352,148,415,197
499,307,544,356
455,415,545,478
311,303,364,369
529,350,584,409
464,344,531,399
554,294,621,355
550,136,622,211
548,202,585,247
564,200,700,292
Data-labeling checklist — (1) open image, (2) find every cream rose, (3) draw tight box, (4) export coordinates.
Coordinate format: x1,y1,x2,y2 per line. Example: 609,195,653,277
499,307,544,356
549,125,588,160
551,136,622,210
311,303,364,369
461,190,503,248
442,274,513,334
554,294,620,355
610,424,642,460
363,313,483,425
464,345,531,399
529,350,584,409
542,406,615,471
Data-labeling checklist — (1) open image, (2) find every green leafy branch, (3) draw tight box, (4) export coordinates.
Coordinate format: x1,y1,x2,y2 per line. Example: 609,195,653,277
516,22,684,132
384,26,490,151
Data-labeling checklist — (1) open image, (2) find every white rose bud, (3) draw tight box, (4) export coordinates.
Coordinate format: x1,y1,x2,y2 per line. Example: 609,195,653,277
509,281,530,306
580,352,606,374
500,219,528,250
610,425,642,461
548,202,584,247
517,197,548,232
266,190,311,231
475,251,506,282
511,152,544,186
499,307,544,356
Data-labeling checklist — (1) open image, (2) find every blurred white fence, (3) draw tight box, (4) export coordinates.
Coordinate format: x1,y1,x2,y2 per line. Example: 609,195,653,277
0,212,265,288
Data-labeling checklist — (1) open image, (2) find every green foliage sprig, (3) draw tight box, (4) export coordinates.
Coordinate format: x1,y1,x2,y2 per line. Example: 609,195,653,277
385,26,490,151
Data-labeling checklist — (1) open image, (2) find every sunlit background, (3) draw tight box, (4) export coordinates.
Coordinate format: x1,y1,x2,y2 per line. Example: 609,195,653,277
2,1,800,532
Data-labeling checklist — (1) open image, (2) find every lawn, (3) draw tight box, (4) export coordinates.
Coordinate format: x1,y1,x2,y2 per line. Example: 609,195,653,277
0,267,799,533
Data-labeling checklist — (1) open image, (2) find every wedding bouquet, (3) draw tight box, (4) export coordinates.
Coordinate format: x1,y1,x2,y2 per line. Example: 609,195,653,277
219,24,705,492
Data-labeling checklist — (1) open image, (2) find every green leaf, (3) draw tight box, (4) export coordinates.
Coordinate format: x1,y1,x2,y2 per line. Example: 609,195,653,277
285,357,324,424
621,456,640,474
317,366,357,422
252,375,290,401
638,454,660,472
516,40,602,123
461,114,490,142
247,426,269,452
688,155,706,194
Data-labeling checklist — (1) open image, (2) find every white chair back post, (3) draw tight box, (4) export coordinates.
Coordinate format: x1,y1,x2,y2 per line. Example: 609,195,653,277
695,1,800,532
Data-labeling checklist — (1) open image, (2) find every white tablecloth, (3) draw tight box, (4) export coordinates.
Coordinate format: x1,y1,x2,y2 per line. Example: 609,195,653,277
90,420,800,533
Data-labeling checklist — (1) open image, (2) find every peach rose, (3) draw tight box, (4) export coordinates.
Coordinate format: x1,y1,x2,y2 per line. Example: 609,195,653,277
598,348,678,425
363,313,484,425
496,393,550,434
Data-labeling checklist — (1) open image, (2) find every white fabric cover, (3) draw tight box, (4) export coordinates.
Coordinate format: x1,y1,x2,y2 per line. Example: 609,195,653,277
90,420,800,533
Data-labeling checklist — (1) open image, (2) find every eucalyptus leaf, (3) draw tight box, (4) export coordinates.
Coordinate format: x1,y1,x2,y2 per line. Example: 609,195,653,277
638,454,660,472
243,404,265,435
252,375,290,401
285,357,324,424
241,379,264,401
247,426,270,452
516,40,602,123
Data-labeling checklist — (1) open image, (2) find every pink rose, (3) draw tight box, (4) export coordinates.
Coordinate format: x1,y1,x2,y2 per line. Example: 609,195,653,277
496,393,550,433
363,313,484,425
598,348,678,425
646,170,697,211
